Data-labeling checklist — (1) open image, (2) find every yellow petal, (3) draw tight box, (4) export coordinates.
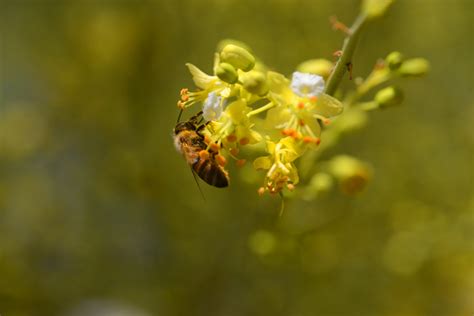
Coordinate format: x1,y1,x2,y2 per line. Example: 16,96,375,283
186,63,217,89
253,156,273,170
225,99,249,124
315,93,344,117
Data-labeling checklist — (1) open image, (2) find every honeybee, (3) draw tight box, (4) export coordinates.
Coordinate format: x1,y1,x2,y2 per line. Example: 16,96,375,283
174,111,229,188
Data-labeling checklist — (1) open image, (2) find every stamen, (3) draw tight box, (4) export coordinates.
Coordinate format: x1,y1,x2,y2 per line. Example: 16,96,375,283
299,119,305,126
297,101,305,109
310,96,318,103
287,183,295,191
257,187,266,196
180,88,189,96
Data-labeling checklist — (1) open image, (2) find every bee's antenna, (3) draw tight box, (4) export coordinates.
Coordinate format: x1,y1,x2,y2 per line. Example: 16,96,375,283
191,169,206,202
176,109,183,123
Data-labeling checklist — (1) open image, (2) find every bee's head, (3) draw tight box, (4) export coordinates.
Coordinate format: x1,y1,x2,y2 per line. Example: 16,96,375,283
174,121,196,135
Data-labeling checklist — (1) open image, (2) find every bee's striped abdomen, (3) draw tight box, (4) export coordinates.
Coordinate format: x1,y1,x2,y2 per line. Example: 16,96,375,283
193,159,229,188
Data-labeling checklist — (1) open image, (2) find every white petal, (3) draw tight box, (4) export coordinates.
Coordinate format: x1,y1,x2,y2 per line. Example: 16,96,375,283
290,72,325,97
203,92,223,121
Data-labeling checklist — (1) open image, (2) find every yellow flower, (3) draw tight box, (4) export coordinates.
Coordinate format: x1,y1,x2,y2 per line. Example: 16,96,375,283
265,71,343,146
253,137,303,195
204,99,262,150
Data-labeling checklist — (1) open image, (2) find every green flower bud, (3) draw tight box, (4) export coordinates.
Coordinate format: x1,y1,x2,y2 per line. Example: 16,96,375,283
375,86,404,108
217,39,253,54
296,59,334,79
328,155,372,195
216,62,238,84
397,58,430,77
220,44,255,72
386,51,403,70
362,0,395,19
241,70,268,96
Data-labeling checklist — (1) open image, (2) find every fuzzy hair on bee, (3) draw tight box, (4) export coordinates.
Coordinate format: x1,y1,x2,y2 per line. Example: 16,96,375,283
173,112,229,188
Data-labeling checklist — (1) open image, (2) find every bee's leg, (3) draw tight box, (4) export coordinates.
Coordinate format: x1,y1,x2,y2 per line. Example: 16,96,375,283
189,111,203,123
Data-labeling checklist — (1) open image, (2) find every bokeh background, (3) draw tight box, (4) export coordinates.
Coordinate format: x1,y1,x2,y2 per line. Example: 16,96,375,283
1,0,473,315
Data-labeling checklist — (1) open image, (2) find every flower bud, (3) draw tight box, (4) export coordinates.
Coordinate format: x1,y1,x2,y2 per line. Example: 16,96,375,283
241,70,268,96
398,58,430,77
217,39,253,54
309,173,333,194
362,0,394,19
328,155,372,195
296,59,333,79
220,44,255,72
215,62,238,84
385,51,403,70
375,86,404,108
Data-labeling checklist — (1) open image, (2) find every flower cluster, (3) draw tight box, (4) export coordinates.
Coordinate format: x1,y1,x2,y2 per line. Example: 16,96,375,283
176,42,344,195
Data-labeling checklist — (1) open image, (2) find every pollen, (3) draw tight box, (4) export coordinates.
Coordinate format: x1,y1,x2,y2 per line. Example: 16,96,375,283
239,137,250,146
226,134,237,142
236,159,246,167
199,150,210,160
216,154,227,167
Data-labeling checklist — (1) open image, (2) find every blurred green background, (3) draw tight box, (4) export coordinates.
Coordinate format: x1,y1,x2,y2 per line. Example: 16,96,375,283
1,0,473,315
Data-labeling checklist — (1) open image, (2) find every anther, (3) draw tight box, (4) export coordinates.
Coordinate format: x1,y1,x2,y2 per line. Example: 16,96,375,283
257,187,266,196
199,150,210,160
180,88,189,96
281,128,296,137
236,159,246,167
216,154,227,167
239,137,250,146
310,96,318,103
210,143,220,152
287,183,295,191
226,134,237,142
181,94,189,101
177,101,185,109
229,147,239,156
299,119,305,126
297,102,305,109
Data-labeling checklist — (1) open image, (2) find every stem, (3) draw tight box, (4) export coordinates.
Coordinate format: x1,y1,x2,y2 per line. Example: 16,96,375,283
325,14,368,96
247,102,274,117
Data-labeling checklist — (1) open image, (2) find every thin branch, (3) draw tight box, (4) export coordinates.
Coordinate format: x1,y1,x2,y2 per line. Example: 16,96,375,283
325,14,368,96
